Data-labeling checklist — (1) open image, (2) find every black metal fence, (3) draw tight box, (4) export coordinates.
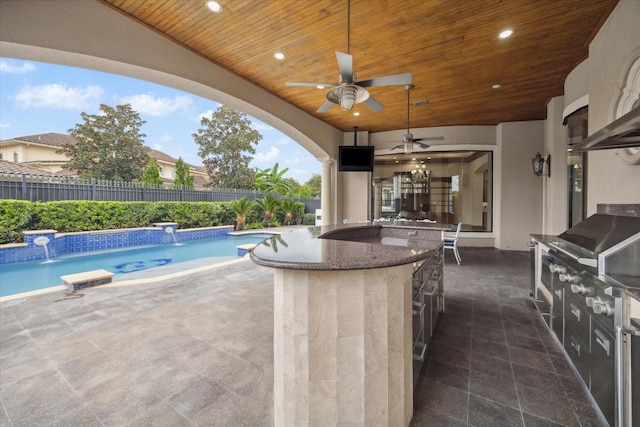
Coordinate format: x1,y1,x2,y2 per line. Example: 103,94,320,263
0,173,321,212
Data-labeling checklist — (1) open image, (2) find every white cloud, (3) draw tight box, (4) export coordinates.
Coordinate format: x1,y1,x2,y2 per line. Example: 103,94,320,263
0,60,36,74
118,93,193,117
253,146,280,163
13,83,103,110
159,134,173,142
152,143,163,151
0,122,10,129
195,109,217,122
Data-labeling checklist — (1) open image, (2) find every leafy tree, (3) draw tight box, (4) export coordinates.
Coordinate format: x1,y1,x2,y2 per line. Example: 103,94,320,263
254,195,279,227
173,156,194,188
141,156,163,185
60,103,148,180
230,196,253,231
284,178,301,197
192,106,260,189
298,185,312,199
305,174,322,197
254,162,294,195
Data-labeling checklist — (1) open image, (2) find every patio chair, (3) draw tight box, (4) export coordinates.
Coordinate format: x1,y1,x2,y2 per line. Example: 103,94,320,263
444,222,462,265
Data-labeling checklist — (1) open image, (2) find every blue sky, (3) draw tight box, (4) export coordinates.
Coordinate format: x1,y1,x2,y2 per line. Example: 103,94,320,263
0,57,320,183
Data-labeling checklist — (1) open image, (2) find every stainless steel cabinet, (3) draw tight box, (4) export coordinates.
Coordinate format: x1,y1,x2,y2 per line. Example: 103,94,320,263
412,249,443,388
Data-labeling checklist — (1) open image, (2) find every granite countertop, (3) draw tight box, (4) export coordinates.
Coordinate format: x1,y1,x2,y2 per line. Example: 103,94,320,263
250,222,448,271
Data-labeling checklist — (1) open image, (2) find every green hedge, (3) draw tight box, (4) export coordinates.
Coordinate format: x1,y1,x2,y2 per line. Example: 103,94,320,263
0,200,35,243
0,199,311,244
0,200,236,244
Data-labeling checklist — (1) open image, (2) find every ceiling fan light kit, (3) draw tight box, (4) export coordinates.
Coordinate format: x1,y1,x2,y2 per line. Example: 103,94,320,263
285,0,411,113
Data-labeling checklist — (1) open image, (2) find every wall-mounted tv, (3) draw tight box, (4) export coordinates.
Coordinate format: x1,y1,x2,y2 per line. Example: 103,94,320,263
338,145,374,172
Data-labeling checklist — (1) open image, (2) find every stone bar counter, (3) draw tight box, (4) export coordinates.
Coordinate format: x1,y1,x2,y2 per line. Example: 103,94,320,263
250,222,448,426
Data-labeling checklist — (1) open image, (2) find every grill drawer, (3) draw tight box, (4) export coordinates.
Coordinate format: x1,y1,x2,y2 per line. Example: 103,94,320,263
564,292,590,350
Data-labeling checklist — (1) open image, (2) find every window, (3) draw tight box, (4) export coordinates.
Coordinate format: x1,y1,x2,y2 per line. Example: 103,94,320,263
158,165,164,177
565,106,588,228
0,153,3,160
13,152,18,163
373,150,493,231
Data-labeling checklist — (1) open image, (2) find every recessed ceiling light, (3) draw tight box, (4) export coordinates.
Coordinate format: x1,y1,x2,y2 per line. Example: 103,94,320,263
353,111,360,116
274,52,285,60
316,85,325,89
206,1,223,13
492,84,502,89
499,29,513,39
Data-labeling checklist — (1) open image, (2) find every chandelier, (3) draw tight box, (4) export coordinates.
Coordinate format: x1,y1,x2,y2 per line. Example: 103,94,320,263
411,163,429,182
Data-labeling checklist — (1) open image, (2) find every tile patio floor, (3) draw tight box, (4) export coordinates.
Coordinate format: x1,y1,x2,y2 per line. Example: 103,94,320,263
0,246,607,426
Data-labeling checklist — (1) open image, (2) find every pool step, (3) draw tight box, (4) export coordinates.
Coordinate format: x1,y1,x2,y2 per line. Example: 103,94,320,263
61,269,115,291
236,243,258,257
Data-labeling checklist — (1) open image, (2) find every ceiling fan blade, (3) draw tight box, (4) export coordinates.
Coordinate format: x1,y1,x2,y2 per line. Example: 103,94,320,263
414,136,444,142
335,51,353,84
389,144,403,150
286,82,337,88
363,96,384,112
317,100,334,113
415,143,431,149
358,73,413,87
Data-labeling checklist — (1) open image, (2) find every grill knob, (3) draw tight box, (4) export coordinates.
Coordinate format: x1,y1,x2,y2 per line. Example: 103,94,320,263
570,284,591,295
585,296,597,307
593,302,613,317
549,264,567,274
559,273,580,284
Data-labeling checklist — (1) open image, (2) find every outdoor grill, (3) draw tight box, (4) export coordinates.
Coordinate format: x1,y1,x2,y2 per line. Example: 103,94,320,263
545,214,640,426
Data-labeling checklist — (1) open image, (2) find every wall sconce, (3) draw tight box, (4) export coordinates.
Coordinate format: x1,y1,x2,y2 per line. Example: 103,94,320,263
532,153,551,177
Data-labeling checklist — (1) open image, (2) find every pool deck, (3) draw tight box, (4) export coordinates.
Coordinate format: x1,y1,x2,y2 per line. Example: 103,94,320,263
0,234,605,426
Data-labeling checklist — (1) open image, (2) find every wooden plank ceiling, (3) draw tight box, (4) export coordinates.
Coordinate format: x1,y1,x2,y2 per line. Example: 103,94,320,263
100,0,617,134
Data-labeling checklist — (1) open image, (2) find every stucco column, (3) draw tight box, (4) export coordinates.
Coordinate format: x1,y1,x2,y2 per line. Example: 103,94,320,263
320,158,333,225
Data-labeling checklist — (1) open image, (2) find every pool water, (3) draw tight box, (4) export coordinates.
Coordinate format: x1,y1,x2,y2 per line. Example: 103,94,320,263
0,234,268,297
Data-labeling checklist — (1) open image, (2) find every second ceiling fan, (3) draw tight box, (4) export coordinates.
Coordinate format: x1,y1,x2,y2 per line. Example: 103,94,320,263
390,85,444,154
285,0,412,113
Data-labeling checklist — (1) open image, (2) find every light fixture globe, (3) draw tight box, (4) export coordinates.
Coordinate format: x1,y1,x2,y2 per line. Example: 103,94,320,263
403,141,414,154
326,84,370,111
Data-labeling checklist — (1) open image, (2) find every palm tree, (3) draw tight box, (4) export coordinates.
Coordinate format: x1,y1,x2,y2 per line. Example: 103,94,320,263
254,195,280,227
230,196,253,231
281,199,299,225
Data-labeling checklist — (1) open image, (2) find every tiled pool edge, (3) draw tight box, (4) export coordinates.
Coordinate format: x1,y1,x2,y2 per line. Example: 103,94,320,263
0,223,235,265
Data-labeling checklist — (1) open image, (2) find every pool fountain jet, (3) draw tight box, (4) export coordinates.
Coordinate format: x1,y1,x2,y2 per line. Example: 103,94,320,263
34,236,56,263
164,227,184,246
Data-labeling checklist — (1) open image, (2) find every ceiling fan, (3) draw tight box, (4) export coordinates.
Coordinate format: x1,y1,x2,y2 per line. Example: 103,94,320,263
390,85,444,154
285,0,412,113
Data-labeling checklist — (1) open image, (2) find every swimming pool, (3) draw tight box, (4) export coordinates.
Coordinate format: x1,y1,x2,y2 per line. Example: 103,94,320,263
0,234,269,297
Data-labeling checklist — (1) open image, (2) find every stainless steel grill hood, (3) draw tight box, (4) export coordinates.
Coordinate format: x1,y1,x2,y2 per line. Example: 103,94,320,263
574,106,640,151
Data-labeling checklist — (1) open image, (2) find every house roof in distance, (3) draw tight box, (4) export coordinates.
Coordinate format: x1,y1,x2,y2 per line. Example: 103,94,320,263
0,159,60,176
5,132,76,148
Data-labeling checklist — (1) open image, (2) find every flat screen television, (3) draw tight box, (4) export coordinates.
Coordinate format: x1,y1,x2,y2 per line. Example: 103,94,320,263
338,145,374,172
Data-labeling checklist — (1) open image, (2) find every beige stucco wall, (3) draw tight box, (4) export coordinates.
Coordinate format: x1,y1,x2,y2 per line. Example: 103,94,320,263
543,96,569,236
582,0,640,214
0,142,65,164
496,121,545,250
